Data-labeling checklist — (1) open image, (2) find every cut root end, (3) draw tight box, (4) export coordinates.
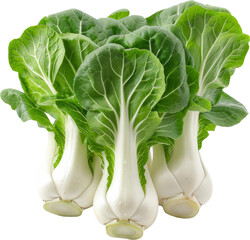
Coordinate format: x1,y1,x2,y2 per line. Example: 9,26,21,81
43,199,83,217
162,195,200,218
106,220,143,239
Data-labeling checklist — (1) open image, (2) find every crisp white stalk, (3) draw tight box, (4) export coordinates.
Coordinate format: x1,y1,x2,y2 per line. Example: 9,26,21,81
39,115,102,216
130,165,158,228
38,132,59,201
106,109,144,220
74,155,102,208
94,157,158,239
52,115,93,200
168,110,205,195
151,144,182,205
147,148,153,171
93,155,117,224
193,156,213,204
94,97,158,239
151,111,212,218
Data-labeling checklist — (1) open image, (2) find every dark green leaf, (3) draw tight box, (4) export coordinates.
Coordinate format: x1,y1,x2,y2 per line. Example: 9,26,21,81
108,26,189,113
119,15,147,31
201,92,248,127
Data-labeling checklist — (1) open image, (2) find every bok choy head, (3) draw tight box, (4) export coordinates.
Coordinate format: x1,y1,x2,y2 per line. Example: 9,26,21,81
2,23,103,216
74,43,165,238
146,3,249,218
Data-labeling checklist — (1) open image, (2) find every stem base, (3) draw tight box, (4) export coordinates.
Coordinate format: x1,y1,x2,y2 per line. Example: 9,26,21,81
106,220,143,239
43,199,82,217
162,194,200,218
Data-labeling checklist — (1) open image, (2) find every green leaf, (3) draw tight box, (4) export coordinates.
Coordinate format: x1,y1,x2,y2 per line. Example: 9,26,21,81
108,9,130,20
197,114,216,149
53,118,65,168
40,9,129,46
146,10,164,26
56,100,90,136
96,18,129,46
86,146,96,175
0,89,53,131
163,141,175,164
119,15,148,32
146,1,229,26
164,24,194,66
148,112,184,147
107,26,189,114
38,95,74,106
74,43,165,191
39,9,100,42
190,96,212,112
0,89,65,168
186,65,199,99
176,6,250,99
54,33,98,96
87,136,106,160
201,92,248,127
9,25,65,119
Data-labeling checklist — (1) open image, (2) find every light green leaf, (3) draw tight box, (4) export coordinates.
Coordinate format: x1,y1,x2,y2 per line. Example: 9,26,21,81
146,1,229,26
54,33,98,96
176,6,250,99
37,95,74,106
201,92,248,127
107,26,189,113
197,115,216,149
9,25,65,119
108,9,130,20
74,44,165,190
0,88,65,167
0,89,53,131
190,96,212,112
56,100,90,136
53,118,65,168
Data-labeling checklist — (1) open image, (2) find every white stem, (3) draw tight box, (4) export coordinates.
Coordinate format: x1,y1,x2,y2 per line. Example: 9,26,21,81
74,155,103,208
52,115,93,200
38,132,59,201
130,165,158,229
147,148,153,171
94,86,158,233
93,154,117,224
193,154,213,205
106,97,144,220
168,110,205,196
151,145,182,204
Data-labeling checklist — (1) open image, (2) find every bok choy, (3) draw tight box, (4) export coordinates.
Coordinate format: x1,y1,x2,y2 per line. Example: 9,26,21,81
147,2,249,218
1,1,249,239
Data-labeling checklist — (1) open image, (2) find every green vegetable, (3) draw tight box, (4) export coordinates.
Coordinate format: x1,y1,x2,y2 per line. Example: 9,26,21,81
74,44,164,235
3,24,102,217
148,3,249,218
1,2,249,239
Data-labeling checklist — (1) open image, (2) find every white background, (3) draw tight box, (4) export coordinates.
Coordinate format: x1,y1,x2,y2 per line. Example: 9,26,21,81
0,0,249,239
